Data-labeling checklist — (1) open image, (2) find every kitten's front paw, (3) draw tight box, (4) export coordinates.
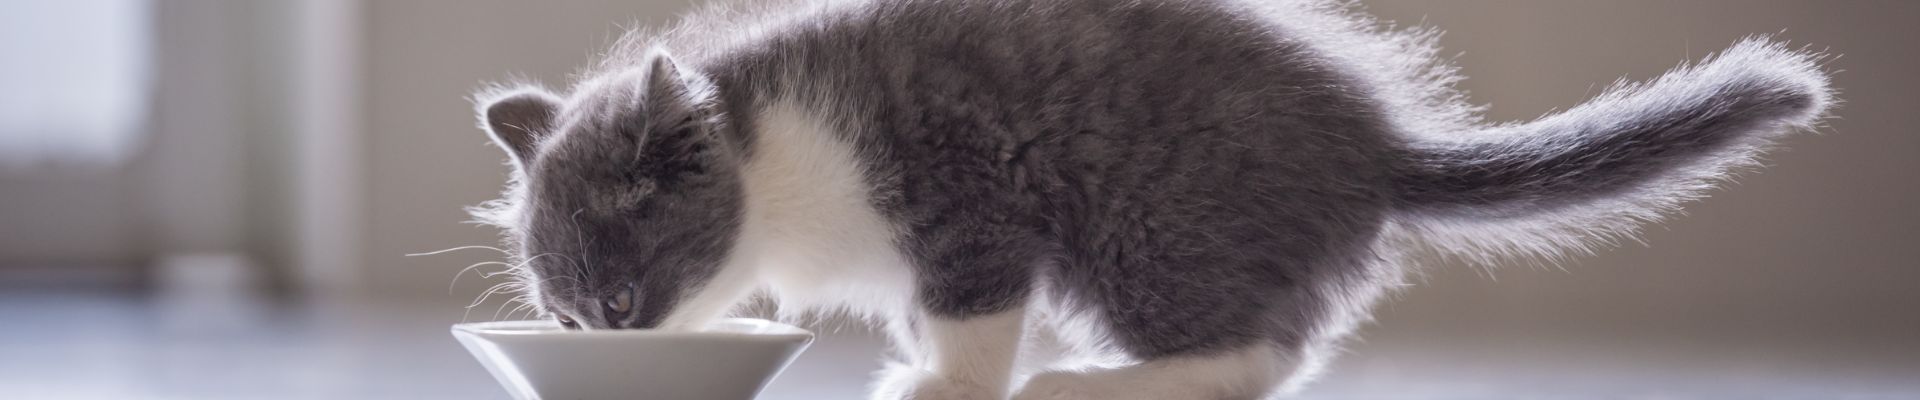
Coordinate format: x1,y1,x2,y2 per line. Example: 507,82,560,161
870,363,999,400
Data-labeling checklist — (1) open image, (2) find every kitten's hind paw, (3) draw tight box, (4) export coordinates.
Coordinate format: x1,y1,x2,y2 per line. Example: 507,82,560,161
1014,369,1212,400
870,362,1000,400
1012,371,1113,400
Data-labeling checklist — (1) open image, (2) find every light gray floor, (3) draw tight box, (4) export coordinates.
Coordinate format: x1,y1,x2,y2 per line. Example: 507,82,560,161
3,290,1915,399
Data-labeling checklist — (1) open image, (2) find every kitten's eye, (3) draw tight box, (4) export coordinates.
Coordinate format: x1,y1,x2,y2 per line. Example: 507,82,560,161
556,314,579,330
607,283,635,314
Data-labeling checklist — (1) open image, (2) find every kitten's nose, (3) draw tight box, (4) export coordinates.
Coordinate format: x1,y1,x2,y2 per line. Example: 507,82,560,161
601,283,636,329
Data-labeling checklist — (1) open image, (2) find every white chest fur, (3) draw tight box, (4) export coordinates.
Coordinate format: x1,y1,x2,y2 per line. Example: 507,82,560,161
736,99,916,322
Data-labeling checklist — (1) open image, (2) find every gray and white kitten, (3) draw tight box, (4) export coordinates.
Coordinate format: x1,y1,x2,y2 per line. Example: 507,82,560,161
468,0,1833,398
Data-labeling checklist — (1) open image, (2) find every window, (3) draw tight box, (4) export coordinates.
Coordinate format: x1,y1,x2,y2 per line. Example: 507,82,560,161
0,0,152,168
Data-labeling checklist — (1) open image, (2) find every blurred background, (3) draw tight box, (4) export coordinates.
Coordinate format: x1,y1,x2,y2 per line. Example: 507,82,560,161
2,0,1915,398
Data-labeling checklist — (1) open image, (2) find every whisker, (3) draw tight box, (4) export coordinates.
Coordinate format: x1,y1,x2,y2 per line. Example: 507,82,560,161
449,261,514,294
515,303,542,320
504,299,538,321
536,274,582,288
457,263,590,323
499,294,531,311
463,281,524,323
448,253,565,294
492,295,523,321
406,245,509,257
468,281,524,309
571,209,595,283
504,303,527,321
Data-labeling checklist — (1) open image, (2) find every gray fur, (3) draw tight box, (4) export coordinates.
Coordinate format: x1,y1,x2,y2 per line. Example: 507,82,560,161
469,0,1832,393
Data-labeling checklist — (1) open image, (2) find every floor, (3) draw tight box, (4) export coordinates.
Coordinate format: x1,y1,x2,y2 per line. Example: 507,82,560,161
3,289,1916,399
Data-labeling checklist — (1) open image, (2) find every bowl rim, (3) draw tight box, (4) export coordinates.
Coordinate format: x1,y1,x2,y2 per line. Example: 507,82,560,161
450,317,814,341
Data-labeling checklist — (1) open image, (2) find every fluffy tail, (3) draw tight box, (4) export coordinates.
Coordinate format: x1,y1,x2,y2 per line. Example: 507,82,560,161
1390,39,1834,263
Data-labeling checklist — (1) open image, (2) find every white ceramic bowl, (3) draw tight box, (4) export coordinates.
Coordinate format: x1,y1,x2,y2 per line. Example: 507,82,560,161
452,318,815,400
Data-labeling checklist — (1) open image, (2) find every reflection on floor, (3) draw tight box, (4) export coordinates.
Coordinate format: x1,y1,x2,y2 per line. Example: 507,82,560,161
2,290,1916,399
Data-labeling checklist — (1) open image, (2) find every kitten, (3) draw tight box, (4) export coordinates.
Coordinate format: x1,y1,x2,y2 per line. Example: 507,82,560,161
467,0,1832,398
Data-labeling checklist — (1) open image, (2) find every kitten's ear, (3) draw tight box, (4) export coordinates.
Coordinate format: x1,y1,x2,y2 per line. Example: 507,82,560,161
645,52,691,100
639,52,721,153
642,52,718,108
478,88,562,168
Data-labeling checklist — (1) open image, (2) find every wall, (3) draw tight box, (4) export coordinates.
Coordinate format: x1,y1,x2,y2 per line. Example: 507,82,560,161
0,169,138,268
362,0,701,297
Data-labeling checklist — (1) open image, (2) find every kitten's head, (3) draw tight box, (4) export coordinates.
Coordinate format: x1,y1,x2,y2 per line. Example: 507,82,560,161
473,52,745,330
